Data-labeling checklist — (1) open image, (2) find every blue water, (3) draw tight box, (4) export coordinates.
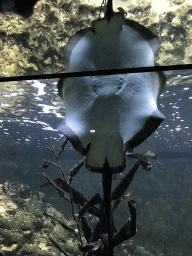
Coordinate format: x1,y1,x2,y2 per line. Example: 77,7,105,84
0,69,192,255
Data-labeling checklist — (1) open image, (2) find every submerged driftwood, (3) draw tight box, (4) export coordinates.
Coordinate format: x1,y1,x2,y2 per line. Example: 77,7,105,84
41,138,156,256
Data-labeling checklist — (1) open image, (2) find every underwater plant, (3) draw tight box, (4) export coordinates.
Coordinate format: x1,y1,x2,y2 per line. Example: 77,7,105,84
41,140,158,256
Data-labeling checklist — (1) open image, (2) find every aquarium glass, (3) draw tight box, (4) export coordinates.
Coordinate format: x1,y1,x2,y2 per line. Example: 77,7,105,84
0,69,192,255
0,0,192,255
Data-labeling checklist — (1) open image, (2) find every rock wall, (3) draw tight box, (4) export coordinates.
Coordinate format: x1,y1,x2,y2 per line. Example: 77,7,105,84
0,0,192,78
0,181,81,256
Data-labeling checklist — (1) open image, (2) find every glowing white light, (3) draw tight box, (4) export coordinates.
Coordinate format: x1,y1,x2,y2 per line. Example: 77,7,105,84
90,130,96,133
1,103,10,107
0,207,5,213
43,127,58,131
35,97,43,101
38,104,58,113
10,93,17,96
23,120,36,124
31,81,46,95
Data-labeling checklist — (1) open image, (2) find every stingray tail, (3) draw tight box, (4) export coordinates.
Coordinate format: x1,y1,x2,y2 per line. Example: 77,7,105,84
102,160,113,256
105,0,113,21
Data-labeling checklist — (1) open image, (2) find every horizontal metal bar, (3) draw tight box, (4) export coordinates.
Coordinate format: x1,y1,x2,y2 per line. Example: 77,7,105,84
0,64,192,83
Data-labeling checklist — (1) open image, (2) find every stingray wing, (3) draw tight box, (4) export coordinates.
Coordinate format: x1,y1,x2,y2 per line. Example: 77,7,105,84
119,71,166,150
57,13,166,173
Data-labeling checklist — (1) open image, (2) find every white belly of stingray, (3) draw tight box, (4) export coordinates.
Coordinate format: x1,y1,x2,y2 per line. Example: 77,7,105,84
59,71,163,172
63,75,125,171
57,13,166,173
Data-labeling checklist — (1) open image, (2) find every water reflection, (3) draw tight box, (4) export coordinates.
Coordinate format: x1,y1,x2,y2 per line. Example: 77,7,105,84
1,69,192,152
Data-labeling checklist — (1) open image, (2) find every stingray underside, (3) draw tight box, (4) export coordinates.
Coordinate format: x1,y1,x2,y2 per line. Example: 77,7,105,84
57,12,166,173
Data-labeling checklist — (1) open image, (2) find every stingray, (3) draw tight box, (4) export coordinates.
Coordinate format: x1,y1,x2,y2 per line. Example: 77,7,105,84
57,0,166,255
